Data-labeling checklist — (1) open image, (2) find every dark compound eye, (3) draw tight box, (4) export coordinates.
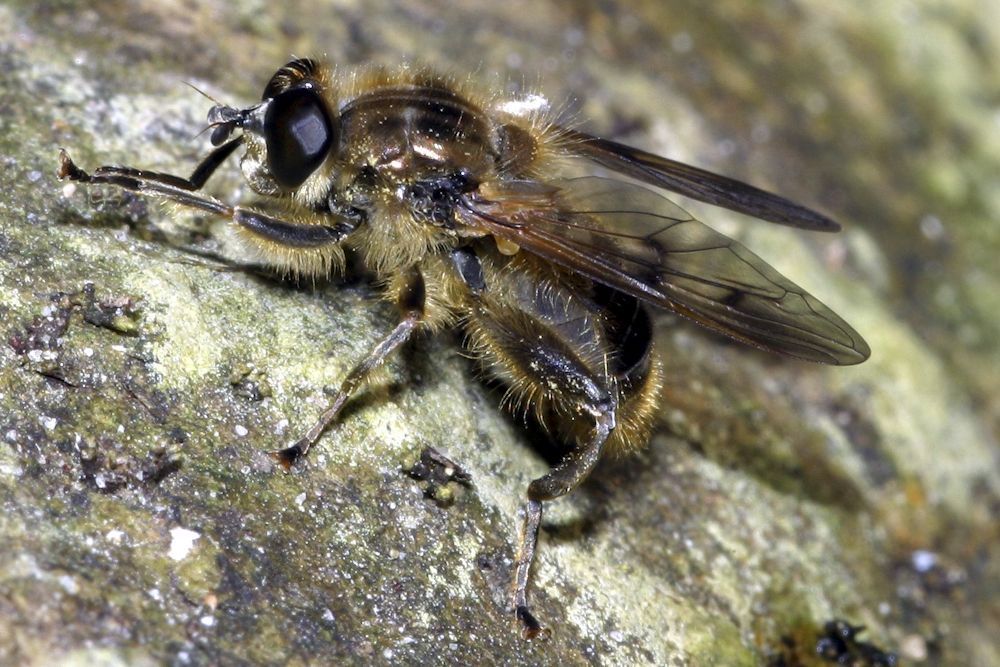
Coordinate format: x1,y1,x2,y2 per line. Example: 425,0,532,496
264,86,337,190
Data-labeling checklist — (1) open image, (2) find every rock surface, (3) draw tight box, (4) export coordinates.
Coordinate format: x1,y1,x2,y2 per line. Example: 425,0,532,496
0,1,997,665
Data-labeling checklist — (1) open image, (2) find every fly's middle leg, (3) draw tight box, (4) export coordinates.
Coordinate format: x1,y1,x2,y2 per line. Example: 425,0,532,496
274,267,426,467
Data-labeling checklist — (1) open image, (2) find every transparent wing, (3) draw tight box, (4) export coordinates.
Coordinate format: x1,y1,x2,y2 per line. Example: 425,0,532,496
460,177,870,365
561,129,842,232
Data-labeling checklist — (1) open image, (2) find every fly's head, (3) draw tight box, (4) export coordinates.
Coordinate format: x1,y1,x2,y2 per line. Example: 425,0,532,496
208,58,341,206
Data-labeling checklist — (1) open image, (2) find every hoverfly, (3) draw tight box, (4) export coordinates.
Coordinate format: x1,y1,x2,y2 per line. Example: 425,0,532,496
58,59,870,639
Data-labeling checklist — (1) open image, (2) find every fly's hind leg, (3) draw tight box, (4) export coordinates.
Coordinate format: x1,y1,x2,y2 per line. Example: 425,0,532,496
467,303,617,639
509,292,660,639
513,406,615,640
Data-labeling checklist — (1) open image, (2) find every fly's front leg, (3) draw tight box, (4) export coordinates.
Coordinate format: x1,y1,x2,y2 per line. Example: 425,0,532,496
59,138,242,194
272,268,426,468
58,149,359,249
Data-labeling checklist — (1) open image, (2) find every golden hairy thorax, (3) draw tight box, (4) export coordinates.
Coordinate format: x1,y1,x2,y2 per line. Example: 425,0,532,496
338,84,495,182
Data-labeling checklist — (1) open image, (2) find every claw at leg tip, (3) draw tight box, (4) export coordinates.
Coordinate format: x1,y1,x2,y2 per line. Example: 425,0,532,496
57,149,71,178
57,149,85,181
269,443,302,472
515,605,551,641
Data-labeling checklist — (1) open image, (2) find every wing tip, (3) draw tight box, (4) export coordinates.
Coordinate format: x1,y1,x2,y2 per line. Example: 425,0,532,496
779,206,842,233
835,337,872,366
812,217,842,233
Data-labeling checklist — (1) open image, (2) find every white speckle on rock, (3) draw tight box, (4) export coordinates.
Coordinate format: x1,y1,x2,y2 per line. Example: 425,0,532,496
58,574,79,594
900,634,928,661
234,424,248,437
105,529,125,544
671,31,693,53
911,549,937,573
168,527,200,561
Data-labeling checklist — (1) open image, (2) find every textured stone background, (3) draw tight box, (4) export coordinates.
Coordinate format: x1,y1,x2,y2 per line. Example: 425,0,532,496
0,1,997,665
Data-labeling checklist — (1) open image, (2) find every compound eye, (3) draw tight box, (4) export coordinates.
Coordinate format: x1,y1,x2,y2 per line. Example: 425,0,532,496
264,86,337,190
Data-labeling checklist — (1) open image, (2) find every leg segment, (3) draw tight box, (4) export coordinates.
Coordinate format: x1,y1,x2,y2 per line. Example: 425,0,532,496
512,407,615,639
465,301,618,638
272,268,426,468
59,138,241,193
58,150,358,247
